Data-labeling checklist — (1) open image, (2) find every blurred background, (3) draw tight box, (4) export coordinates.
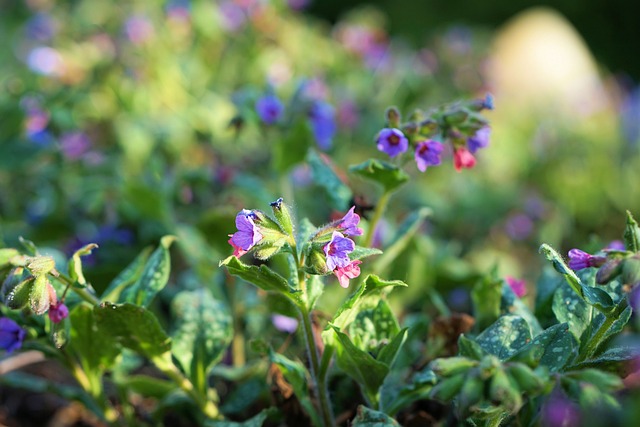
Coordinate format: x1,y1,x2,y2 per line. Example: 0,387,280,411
1,0,640,309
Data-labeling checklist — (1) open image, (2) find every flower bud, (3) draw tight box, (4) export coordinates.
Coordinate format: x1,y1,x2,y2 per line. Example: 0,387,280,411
596,258,623,284
419,119,438,135
457,371,484,415
443,108,469,126
429,357,478,377
622,255,640,287
27,256,56,277
270,197,294,236
489,367,522,413
430,372,466,402
507,363,545,393
385,106,401,128
304,247,330,275
0,248,20,269
2,267,33,310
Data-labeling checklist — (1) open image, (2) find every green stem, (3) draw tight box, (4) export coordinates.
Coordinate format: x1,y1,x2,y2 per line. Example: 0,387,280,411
299,306,335,427
153,354,220,420
363,191,392,248
576,300,628,363
55,272,101,306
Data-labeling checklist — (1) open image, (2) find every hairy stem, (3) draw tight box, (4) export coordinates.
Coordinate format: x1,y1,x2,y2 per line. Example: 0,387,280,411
364,191,392,248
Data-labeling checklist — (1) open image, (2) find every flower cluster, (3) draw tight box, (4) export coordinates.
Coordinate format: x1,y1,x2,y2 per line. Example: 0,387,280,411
375,95,493,172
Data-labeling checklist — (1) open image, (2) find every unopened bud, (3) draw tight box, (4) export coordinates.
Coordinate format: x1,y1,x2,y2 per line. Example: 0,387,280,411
27,256,56,277
622,255,640,287
270,197,295,236
596,258,623,284
385,106,401,128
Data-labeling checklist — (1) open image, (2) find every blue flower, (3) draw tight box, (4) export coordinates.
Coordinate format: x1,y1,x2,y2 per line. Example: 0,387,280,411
255,94,284,125
309,101,336,150
229,209,263,256
0,318,26,353
467,126,490,154
414,140,443,172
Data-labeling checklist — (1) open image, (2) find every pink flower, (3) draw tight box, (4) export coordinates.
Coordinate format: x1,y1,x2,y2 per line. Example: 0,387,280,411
334,260,362,288
48,302,69,323
506,276,526,298
453,147,476,172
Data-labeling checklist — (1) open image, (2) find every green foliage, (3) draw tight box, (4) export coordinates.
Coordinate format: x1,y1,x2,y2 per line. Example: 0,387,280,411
306,150,353,211
349,159,410,192
475,315,532,360
351,405,401,426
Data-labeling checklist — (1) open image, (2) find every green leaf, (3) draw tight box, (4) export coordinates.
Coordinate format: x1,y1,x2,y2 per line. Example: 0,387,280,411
624,210,640,252
539,244,583,299
68,304,120,374
348,300,400,356
501,284,543,336
350,246,383,262
307,149,353,211
332,326,390,401
0,248,19,268
361,274,408,296
579,300,632,357
458,334,487,360
101,246,153,302
29,274,50,315
171,289,233,377
471,272,502,331
94,302,171,359
568,346,640,376
552,282,593,339
122,236,176,307
273,119,312,172
507,323,576,371
219,256,300,305
68,243,99,287
349,159,409,192
476,315,532,360
121,375,176,399
373,207,431,273
351,405,401,426
377,328,408,367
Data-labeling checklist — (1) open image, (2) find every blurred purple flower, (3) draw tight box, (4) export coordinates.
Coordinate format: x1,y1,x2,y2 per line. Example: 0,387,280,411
48,302,69,324
467,127,490,154
27,46,63,76
219,1,247,31
568,249,606,270
229,209,262,257
0,318,26,353
255,94,284,125
621,85,640,146
167,0,191,21
125,15,154,45
309,101,336,150
287,0,310,10
377,128,408,158
337,206,363,236
606,240,625,251
25,13,57,42
414,140,444,172
272,314,298,333
505,213,534,240
506,276,527,297
542,392,580,427
337,99,359,129
323,231,354,271
60,132,91,160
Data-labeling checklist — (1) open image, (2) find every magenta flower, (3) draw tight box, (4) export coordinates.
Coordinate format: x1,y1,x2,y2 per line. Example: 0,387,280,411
542,392,580,427
323,231,355,271
376,128,408,158
414,140,443,172
453,147,476,172
255,94,284,125
0,318,26,353
48,302,69,323
229,209,263,256
334,260,362,288
467,127,490,154
506,276,526,297
338,206,363,236
568,249,605,270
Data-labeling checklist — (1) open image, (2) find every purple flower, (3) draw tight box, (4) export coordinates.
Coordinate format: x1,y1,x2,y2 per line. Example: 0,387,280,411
542,392,580,427
568,249,605,270
0,318,26,353
467,126,490,154
377,128,408,158
414,140,443,172
505,213,534,240
606,240,625,251
338,206,363,236
255,94,284,125
323,231,355,271
229,209,263,256
309,101,336,150
124,15,154,45
272,314,298,333
48,302,69,323
60,132,91,160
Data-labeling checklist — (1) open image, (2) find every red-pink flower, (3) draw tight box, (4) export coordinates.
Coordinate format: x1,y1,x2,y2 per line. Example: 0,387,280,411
333,260,362,288
453,147,476,172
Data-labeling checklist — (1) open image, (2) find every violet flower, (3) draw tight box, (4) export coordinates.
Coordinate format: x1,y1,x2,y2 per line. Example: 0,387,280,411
323,231,355,271
0,318,26,353
568,249,605,271
467,126,490,154
272,314,298,333
229,209,263,257
338,206,363,236
377,128,408,158
309,101,336,150
414,140,443,172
